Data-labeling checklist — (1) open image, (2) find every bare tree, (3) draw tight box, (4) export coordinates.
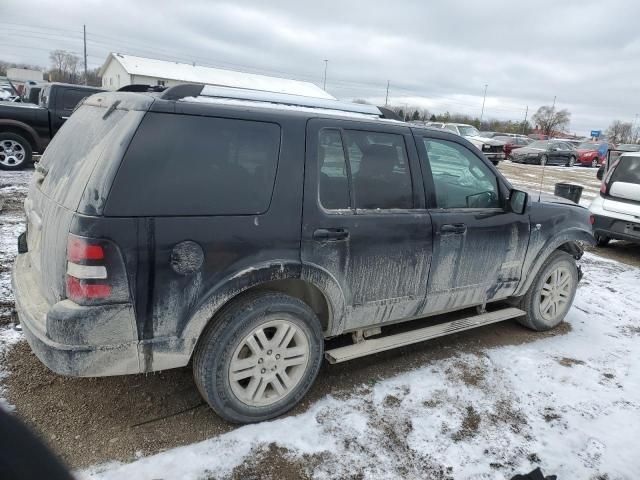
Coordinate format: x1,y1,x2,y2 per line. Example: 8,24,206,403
606,120,634,144
48,50,81,83
532,106,571,136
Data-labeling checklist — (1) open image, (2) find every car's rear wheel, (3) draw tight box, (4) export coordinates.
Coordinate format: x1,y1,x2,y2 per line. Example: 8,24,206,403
517,250,578,331
193,292,324,424
591,158,598,168
539,154,548,166
595,233,610,247
567,155,576,167
0,133,32,170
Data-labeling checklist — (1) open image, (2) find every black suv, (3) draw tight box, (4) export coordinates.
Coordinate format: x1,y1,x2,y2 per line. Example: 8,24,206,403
12,84,594,423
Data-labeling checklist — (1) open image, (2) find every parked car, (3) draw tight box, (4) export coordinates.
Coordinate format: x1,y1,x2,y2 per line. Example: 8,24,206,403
617,143,640,152
576,142,612,168
590,152,640,246
528,133,549,140
494,135,531,159
441,123,506,165
511,140,578,166
12,84,594,424
0,82,104,170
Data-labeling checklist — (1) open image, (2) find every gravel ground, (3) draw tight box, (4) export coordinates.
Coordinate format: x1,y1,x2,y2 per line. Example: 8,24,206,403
1,161,639,477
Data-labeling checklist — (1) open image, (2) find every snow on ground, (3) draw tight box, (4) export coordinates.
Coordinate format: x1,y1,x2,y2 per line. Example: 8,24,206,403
83,252,640,480
0,171,30,410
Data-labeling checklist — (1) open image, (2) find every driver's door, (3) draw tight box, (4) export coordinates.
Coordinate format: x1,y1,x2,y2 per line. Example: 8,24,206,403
415,132,530,315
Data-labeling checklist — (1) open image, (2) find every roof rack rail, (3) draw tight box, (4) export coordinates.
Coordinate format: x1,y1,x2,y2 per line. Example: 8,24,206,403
160,83,383,117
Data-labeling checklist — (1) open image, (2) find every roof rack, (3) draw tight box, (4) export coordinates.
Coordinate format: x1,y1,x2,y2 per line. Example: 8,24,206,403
160,83,383,117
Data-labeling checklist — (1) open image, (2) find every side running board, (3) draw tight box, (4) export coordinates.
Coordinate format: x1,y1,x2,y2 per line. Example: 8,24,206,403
325,307,526,364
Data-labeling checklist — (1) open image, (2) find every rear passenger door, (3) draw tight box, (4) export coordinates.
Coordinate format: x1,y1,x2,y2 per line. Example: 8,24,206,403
416,131,530,315
302,119,433,333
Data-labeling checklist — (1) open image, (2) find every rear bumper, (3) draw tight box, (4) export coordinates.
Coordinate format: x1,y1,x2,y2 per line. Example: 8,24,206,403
592,214,640,243
11,253,140,377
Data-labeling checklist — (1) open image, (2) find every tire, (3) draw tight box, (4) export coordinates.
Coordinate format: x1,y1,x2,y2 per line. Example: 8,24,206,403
566,156,576,167
595,233,610,247
591,158,598,168
516,250,579,332
539,155,547,166
193,292,324,424
0,132,32,170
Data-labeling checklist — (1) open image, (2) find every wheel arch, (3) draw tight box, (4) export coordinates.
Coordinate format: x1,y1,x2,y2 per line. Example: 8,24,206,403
0,120,43,152
181,261,346,360
514,229,594,297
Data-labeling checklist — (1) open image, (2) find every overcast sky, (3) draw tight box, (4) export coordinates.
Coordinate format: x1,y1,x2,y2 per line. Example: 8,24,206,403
3,0,639,135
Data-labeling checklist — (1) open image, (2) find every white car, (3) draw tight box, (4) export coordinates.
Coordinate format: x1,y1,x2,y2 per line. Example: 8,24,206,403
441,123,506,165
589,152,640,246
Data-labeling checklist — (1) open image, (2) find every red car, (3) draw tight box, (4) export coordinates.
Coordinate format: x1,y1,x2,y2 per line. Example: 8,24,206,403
495,136,531,158
576,142,611,167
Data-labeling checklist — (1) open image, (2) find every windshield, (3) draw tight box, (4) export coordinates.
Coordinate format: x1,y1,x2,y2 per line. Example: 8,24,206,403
578,142,602,149
528,140,550,149
458,125,480,137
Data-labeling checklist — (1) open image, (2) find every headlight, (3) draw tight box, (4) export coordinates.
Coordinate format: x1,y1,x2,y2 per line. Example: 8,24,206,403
527,153,539,157
482,144,491,151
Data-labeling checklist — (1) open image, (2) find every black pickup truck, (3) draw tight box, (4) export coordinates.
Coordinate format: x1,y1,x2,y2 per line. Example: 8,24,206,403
0,83,104,170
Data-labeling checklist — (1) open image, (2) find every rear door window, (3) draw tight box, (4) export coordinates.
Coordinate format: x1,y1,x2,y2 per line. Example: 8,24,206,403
61,89,92,111
105,113,281,216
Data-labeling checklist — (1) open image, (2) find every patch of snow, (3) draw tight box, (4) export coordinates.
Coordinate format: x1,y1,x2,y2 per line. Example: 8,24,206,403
82,252,640,480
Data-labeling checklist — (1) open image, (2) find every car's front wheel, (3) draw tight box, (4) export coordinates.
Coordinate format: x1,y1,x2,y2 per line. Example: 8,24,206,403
0,133,32,170
517,250,579,331
193,292,324,423
567,155,576,167
591,158,598,168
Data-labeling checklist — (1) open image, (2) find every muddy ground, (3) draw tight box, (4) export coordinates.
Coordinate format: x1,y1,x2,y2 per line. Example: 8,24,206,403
1,161,638,473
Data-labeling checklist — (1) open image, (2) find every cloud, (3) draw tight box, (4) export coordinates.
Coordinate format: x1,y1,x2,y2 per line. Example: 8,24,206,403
2,0,639,134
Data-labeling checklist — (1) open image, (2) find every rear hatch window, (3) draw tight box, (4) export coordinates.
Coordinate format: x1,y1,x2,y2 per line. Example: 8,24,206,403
604,156,640,211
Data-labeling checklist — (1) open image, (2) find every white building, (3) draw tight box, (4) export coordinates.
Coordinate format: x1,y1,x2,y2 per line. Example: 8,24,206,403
7,67,44,83
99,53,333,98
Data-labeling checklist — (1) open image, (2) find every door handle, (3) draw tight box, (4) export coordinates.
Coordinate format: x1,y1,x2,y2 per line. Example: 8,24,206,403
313,228,349,241
440,223,467,235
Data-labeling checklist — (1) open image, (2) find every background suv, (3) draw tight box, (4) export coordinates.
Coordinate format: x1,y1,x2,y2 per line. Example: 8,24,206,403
13,84,593,424
441,123,506,165
590,152,640,246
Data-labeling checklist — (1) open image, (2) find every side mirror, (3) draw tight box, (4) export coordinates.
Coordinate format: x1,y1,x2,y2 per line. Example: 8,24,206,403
596,166,604,180
509,189,528,214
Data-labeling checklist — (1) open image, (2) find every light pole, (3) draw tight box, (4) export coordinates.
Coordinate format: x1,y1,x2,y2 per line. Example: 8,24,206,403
322,59,328,91
480,84,488,126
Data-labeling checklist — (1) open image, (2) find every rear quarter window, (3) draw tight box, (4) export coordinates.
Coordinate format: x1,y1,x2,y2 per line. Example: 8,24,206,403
104,113,281,216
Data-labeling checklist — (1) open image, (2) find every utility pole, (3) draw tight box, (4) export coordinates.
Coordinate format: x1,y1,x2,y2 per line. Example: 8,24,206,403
552,96,556,109
522,105,528,134
322,59,328,91
83,24,88,85
385,80,390,106
480,84,488,125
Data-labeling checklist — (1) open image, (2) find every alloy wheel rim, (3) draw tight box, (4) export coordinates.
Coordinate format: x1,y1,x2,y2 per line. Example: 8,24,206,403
539,266,573,322
229,319,310,407
592,159,598,167
0,139,26,167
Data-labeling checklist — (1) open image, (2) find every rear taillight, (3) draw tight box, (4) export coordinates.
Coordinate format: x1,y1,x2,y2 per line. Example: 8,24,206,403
589,215,595,225
65,234,127,304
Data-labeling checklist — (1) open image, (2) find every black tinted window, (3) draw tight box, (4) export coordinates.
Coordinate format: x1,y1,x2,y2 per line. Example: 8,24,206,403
318,129,350,210
611,156,640,185
344,130,413,209
62,89,91,110
423,138,500,209
106,113,281,216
